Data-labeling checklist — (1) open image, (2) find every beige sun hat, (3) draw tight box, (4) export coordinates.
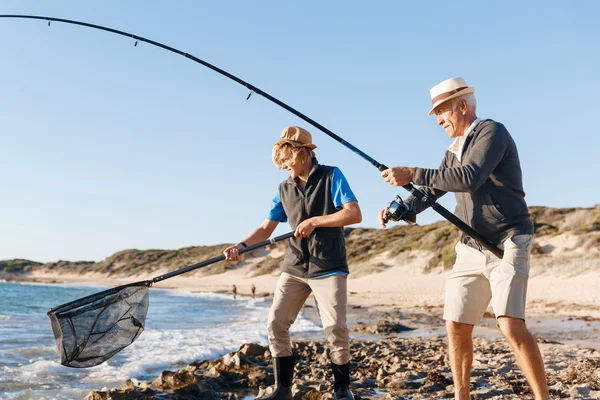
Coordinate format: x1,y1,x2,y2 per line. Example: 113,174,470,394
428,77,475,115
273,126,317,150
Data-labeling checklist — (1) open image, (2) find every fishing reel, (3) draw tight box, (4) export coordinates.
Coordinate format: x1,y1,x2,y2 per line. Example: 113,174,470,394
382,195,417,225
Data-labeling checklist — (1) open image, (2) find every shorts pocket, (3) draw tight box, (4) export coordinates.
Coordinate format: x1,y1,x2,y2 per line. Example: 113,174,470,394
501,235,532,276
508,234,533,248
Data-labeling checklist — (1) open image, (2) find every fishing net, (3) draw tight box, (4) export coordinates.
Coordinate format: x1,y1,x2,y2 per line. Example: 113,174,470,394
45,232,294,368
47,281,151,368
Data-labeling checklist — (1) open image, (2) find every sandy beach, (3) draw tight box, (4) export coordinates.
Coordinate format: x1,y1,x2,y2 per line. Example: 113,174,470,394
27,232,600,321
15,231,599,399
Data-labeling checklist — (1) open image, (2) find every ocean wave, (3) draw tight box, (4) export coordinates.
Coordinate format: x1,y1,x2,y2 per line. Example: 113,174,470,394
0,280,321,399
157,288,255,301
83,302,320,382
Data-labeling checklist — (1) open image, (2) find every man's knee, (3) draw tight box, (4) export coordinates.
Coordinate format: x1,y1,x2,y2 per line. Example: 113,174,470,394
497,316,529,343
445,320,474,339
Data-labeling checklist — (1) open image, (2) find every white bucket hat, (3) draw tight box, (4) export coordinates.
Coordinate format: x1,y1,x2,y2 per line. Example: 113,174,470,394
428,77,475,115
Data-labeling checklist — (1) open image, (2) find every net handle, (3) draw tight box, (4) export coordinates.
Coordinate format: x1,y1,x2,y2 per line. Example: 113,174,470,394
47,232,293,315
151,231,294,283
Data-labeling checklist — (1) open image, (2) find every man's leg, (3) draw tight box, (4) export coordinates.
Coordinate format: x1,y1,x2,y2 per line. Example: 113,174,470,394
446,321,474,400
491,235,549,400
444,242,491,400
497,317,550,400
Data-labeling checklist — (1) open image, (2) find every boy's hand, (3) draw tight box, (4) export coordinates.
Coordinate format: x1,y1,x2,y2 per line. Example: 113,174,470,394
223,244,243,262
295,218,317,238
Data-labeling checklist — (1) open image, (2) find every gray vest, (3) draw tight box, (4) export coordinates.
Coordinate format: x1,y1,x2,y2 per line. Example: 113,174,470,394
279,162,348,278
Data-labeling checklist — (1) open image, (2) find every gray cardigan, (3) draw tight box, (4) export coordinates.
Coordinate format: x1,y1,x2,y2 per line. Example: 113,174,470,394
410,119,534,245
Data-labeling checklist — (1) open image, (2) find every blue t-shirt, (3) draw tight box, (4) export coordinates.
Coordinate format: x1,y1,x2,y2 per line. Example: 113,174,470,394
267,167,357,223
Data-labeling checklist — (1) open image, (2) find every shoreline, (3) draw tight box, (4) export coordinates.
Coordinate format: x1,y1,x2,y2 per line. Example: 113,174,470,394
14,260,600,320
9,270,600,351
4,272,600,399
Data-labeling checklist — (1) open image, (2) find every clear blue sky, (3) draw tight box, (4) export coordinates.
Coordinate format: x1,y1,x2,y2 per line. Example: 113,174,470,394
1,1,598,262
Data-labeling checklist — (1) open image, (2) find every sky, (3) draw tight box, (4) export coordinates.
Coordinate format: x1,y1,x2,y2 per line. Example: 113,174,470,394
1,1,598,262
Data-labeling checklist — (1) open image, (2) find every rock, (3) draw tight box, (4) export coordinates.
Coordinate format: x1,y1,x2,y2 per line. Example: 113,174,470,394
239,343,268,357
247,368,268,386
222,352,241,368
256,385,274,398
569,384,592,397
151,369,196,390
83,388,158,400
352,320,414,335
83,335,590,399
119,379,136,391
174,380,217,399
205,366,221,378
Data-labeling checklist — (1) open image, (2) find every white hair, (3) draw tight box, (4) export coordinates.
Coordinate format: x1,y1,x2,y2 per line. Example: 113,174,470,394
452,93,477,113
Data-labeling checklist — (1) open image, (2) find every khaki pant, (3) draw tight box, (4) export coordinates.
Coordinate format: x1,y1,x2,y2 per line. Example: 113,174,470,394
267,272,350,365
443,234,533,325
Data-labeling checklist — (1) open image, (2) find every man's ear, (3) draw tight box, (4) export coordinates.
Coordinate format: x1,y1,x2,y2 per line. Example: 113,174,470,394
461,98,471,115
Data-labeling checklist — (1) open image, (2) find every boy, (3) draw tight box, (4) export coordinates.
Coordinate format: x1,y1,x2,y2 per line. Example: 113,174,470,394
224,126,361,400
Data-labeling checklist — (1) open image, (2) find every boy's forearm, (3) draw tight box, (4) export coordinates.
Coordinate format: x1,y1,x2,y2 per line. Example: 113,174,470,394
239,221,278,247
313,207,362,228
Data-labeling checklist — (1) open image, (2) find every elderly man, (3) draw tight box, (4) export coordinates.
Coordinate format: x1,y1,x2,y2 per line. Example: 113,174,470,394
378,77,549,400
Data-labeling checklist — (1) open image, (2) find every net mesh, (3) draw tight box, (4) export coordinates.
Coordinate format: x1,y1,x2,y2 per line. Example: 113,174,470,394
47,282,150,368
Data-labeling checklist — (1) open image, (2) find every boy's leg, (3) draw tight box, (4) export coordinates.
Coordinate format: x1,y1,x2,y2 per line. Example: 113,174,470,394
257,273,312,400
310,274,353,399
309,274,349,365
268,273,312,358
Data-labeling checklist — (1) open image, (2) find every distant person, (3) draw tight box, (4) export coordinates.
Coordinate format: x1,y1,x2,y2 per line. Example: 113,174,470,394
378,77,549,400
223,126,362,400
251,284,256,299
232,284,237,300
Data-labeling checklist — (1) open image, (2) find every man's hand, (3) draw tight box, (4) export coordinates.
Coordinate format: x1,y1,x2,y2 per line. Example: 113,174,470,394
378,208,388,228
381,167,415,187
378,199,417,228
295,218,317,238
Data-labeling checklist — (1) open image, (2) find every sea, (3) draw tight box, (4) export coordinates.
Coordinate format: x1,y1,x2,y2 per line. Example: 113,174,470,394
0,280,321,400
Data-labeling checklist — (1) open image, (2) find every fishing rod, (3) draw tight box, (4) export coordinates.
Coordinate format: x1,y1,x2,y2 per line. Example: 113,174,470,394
0,14,503,258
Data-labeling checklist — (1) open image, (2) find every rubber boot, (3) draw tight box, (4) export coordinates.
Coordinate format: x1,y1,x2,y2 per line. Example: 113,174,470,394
331,362,355,400
255,356,295,400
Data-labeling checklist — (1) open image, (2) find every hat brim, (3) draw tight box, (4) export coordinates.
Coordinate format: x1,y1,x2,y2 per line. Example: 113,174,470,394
428,87,475,115
273,139,317,150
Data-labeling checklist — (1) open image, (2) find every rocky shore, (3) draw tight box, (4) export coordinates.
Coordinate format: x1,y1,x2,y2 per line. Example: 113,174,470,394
84,318,600,400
